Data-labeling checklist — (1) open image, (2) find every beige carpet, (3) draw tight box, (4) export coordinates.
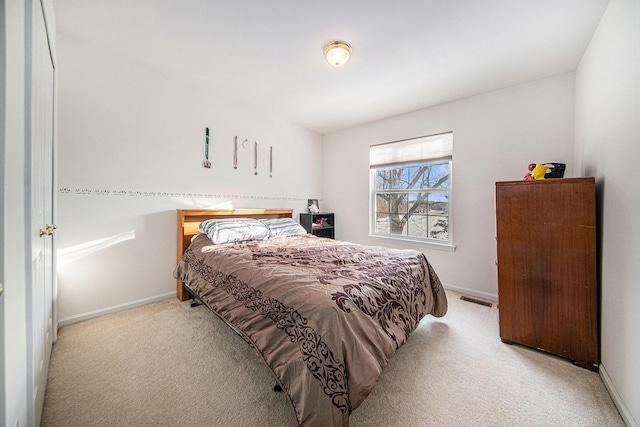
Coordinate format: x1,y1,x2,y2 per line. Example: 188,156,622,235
41,290,624,426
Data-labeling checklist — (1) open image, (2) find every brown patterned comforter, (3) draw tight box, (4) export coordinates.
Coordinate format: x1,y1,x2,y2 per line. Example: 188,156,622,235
173,234,447,427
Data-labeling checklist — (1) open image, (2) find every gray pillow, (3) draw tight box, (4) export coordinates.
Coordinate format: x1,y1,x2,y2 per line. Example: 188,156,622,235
197,218,270,244
261,218,307,238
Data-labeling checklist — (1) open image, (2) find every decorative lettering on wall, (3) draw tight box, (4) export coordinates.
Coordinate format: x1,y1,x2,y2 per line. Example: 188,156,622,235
58,187,308,201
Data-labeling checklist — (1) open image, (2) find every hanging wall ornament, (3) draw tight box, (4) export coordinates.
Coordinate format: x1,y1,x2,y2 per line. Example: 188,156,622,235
254,141,258,175
233,136,238,169
269,146,273,178
203,127,211,168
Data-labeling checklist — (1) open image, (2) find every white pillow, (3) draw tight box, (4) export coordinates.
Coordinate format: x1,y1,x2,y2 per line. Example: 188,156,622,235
261,218,307,238
197,218,270,244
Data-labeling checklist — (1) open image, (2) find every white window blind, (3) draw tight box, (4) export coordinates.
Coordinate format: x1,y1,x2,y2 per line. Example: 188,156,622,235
369,132,453,168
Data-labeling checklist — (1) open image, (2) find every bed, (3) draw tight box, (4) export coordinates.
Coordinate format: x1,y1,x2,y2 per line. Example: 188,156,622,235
173,209,447,427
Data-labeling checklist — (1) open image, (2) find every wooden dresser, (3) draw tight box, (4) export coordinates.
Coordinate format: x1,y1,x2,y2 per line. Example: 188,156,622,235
495,177,598,371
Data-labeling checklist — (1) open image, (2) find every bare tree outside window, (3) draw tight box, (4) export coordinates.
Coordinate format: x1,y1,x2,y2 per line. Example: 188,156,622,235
369,132,453,244
373,162,450,241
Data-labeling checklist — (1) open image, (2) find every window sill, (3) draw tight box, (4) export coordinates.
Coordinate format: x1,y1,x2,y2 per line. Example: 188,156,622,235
367,234,456,252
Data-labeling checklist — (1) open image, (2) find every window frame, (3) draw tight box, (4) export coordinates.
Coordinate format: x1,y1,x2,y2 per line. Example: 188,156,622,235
368,133,455,251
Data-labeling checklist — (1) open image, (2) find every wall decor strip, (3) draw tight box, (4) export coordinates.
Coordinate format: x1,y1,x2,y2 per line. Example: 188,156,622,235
58,187,309,201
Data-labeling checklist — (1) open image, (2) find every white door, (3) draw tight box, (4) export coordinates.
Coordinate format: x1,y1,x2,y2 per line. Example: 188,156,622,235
29,1,56,425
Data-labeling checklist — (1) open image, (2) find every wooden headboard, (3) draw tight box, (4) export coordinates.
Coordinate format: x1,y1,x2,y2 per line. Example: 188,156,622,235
176,208,294,301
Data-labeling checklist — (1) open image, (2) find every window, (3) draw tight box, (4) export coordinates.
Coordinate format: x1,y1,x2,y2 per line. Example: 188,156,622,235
369,132,453,246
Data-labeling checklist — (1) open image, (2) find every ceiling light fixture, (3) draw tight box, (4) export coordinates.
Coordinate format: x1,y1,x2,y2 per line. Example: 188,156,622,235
323,41,352,67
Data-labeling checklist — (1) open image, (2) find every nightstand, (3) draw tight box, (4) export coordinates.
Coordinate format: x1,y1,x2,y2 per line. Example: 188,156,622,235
299,213,335,239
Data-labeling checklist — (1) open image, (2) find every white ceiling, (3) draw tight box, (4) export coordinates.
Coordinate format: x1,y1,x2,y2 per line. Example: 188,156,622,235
53,0,610,135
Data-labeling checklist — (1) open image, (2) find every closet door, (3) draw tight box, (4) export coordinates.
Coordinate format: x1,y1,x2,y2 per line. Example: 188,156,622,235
28,0,56,425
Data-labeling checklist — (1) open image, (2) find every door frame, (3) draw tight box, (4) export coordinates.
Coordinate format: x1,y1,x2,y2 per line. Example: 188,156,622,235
0,0,7,423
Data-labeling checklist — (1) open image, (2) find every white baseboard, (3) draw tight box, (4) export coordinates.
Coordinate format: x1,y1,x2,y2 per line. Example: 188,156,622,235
57,292,176,327
443,283,497,302
600,363,638,427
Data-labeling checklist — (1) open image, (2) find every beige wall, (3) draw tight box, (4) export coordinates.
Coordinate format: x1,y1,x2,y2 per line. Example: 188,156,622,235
575,0,640,425
55,35,324,321
322,73,576,300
